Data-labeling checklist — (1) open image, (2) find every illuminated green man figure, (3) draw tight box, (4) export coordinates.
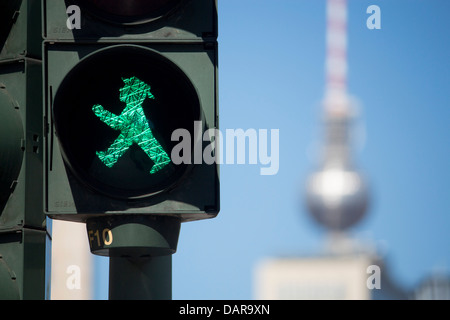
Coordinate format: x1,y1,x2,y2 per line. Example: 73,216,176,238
92,76,171,174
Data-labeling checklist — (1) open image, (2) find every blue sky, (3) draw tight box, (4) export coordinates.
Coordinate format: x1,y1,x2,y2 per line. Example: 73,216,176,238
95,0,450,299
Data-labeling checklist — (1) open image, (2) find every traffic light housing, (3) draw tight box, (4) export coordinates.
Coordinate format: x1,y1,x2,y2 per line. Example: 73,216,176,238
0,0,42,60
44,1,219,228
0,59,43,230
0,0,47,299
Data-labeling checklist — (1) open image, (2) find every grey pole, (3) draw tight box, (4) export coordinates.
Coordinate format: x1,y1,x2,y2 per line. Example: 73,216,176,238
86,215,180,300
109,255,172,300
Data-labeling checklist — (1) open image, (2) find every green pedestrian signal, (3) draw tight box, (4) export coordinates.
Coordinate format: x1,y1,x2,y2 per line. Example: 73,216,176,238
50,45,203,201
92,76,171,174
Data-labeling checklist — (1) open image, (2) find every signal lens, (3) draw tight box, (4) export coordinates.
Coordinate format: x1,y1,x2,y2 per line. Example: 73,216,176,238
53,45,201,199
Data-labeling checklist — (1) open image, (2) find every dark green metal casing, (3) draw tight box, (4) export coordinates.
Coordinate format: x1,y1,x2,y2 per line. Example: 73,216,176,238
0,0,42,60
0,0,47,300
43,0,217,41
0,59,44,230
0,229,47,300
43,0,219,224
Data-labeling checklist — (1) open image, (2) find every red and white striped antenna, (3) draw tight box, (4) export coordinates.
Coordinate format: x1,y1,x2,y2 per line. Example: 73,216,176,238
324,0,350,115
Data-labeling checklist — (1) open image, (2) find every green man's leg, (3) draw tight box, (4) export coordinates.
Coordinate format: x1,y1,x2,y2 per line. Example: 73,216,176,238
97,133,134,168
136,130,171,174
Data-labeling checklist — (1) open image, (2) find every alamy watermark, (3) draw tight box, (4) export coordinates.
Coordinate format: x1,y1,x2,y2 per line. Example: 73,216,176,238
367,5,381,30
66,265,81,290
171,122,279,176
367,264,381,290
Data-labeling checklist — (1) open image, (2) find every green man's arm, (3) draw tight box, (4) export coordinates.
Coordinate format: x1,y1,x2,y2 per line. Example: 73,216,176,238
92,104,124,130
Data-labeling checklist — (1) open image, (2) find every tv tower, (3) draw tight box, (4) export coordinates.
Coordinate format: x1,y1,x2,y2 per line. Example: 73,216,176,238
255,1,410,300
305,0,370,248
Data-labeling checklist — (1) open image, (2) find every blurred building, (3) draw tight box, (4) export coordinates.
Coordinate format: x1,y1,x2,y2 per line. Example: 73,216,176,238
50,220,93,299
254,243,407,300
413,273,450,300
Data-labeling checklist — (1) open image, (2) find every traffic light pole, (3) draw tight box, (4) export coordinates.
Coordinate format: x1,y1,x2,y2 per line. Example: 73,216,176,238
86,215,180,300
109,255,172,300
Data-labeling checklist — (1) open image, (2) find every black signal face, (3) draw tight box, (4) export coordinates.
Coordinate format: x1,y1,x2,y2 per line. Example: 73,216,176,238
53,45,201,199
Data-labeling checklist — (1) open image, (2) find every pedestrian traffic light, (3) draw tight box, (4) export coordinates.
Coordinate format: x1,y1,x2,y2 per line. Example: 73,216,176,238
44,1,219,233
0,0,47,300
